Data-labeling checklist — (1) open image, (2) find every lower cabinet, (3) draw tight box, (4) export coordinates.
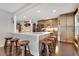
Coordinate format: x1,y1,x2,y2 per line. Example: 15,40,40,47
66,26,74,43
60,26,74,43
60,26,67,42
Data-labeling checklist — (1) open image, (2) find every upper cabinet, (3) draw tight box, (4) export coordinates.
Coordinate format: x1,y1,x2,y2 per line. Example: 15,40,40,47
38,18,58,28
37,18,58,32
66,13,74,26
59,13,74,27
59,13,75,42
59,15,66,27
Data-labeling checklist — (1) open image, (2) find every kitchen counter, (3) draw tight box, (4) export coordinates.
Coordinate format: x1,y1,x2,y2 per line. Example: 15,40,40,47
11,32,50,35
10,32,51,56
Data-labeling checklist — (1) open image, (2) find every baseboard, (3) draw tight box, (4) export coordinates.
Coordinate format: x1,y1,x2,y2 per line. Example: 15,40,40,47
60,40,74,44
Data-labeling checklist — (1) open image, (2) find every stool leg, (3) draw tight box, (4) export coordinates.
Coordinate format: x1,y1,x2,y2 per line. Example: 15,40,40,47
27,45,30,54
10,42,12,52
39,43,42,56
24,46,26,55
42,44,46,56
49,43,53,56
40,43,45,56
46,45,49,56
15,41,18,55
21,46,24,56
4,40,7,48
16,41,18,48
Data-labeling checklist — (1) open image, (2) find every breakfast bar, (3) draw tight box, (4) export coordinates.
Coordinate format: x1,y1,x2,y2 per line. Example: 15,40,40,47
10,32,50,56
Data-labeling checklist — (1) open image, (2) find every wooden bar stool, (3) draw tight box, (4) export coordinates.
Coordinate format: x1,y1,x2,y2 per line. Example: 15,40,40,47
48,36,57,46
40,39,53,56
10,38,19,52
18,40,30,56
46,37,56,54
4,37,13,48
49,36,57,43
47,37,56,48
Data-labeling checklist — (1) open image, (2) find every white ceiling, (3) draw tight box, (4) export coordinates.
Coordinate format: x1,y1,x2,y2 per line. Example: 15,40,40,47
16,3,77,22
0,3,77,22
0,3,27,13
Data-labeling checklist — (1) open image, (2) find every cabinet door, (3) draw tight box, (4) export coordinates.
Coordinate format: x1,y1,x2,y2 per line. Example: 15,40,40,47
59,15,67,27
66,14,74,26
66,26,74,42
60,26,67,42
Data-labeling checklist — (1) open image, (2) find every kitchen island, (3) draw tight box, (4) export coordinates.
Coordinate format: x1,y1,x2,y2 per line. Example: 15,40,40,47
10,32,51,56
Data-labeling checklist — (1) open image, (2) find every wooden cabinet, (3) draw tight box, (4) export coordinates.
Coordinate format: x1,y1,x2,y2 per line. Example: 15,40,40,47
67,27,74,42
59,13,75,43
66,14,74,26
59,15,66,27
60,27,67,42
38,18,58,32
38,18,58,28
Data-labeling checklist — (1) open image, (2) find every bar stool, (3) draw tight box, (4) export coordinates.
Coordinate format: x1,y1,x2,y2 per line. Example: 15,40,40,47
40,39,53,56
4,37,13,48
18,40,30,56
10,38,19,52
50,36,57,43
47,37,56,48
46,37,56,55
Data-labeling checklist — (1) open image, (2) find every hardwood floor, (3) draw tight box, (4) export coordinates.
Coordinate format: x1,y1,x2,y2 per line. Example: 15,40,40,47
0,46,33,56
40,41,78,56
55,42,78,56
0,41,78,56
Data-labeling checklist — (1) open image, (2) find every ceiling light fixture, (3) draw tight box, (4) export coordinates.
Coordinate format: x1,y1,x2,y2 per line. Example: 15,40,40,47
23,16,26,18
37,10,40,13
52,10,56,13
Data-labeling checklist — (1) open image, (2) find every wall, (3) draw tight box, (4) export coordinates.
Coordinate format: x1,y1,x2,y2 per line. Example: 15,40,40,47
0,10,13,47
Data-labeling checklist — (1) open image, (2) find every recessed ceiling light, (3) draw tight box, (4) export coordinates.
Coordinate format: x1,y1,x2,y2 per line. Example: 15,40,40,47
37,10,40,13
46,17,49,19
52,10,56,13
23,16,26,18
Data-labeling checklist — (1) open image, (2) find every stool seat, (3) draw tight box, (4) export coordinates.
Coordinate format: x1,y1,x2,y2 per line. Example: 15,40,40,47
18,41,29,46
40,38,55,56
47,38,55,40
11,38,19,42
48,36,57,45
10,38,20,52
4,37,13,48
41,39,52,45
49,36,56,38
18,40,30,56
5,37,13,40
19,40,29,42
